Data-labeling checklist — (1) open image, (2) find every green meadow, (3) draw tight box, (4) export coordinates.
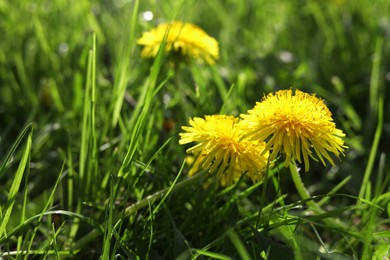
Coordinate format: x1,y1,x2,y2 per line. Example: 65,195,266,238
1,0,390,259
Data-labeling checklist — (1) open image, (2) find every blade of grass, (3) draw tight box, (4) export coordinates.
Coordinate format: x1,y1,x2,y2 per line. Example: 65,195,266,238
361,151,387,259
236,195,288,228
152,159,185,216
146,202,154,260
70,170,206,251
111,0,140,127
3,249,80,258
318,175,352,206
118,22,169,178
270,217,303,260
131,137,172,191
65,145,74,209
110,220,126,259
126,159,189,217
226,229,252,260
192,249,234,260
0,125,33,238
101,175,114,259
375,153,388,198
51,223,61,260
17,146,31,254
0,123,34,176
79,38,93,193
0,209,104,245
90,33,98,196
369,38,383,120
25,162,66,256
358,38,384,200
361,199,380,259
78,33,98,197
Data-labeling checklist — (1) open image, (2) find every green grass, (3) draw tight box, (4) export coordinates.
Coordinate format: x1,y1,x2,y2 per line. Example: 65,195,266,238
1,0,390,259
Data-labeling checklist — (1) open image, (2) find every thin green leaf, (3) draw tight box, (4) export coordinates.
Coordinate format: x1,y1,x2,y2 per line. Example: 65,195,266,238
0,123,34,176
358,38,384,200
193,249,234,260
227,229,252,260
111,0,141,127
0,127,33,238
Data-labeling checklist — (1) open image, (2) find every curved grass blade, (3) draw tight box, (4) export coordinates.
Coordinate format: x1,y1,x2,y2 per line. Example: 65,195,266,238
0,125,33,238
0,123,34,176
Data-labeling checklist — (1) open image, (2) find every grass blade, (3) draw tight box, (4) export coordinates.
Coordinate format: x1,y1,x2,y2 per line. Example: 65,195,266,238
0,123,34,176
0,126,33,238
227,229,252,260
25,162,66,256
358,38,384,200
118,23,169,178
111,0,140,127
193,249,234,260
318,175,352,206
101,176,114,259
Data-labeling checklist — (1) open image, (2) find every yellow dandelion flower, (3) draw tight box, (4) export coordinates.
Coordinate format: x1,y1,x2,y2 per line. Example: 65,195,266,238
179,115,269,186
137,21,219,64
240,89,347,172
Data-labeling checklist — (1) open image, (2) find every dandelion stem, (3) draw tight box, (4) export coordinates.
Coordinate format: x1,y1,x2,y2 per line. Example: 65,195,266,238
289,162,357,245
288,162,323,260
289,162,323,213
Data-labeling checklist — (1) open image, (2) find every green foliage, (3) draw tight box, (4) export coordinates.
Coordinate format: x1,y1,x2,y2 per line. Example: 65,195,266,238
1,0,390,259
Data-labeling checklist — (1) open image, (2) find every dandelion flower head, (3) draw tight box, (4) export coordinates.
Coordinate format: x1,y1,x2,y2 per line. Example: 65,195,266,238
240,89,347,172
137,21,219,64
179,115,269,186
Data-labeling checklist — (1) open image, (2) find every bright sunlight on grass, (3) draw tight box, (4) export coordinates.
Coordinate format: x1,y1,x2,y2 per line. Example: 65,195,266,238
1,0,390,259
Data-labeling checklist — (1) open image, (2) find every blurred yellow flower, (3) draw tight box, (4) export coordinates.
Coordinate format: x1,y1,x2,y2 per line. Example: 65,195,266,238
137,21,219,64
179,115,269,186
240,89,347,171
